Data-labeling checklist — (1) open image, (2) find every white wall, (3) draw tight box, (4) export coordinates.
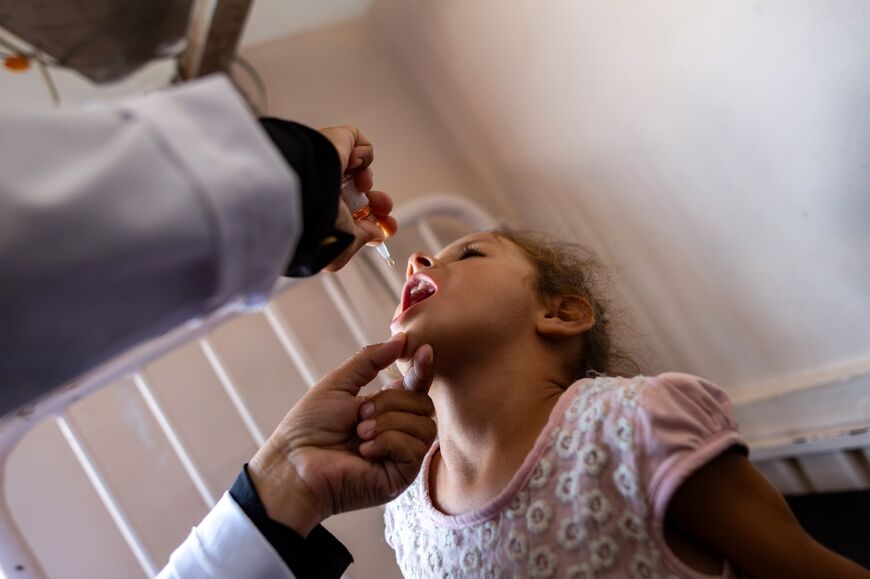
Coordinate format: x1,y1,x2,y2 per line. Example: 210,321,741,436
370,0,870,403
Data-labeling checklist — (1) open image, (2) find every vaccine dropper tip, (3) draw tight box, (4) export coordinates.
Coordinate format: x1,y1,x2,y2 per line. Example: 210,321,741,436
376,243,395,267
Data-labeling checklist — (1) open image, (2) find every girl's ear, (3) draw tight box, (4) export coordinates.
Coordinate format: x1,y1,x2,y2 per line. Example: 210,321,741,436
537,295,595,338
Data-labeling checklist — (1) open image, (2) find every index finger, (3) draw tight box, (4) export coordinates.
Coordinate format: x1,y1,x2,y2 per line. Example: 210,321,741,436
348,130,373,171
316,332,407,394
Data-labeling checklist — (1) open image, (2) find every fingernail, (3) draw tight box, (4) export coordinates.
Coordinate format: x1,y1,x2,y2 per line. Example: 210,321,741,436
389,331,405,342
360,402,375,419
358,419,376,438
360,441,374,453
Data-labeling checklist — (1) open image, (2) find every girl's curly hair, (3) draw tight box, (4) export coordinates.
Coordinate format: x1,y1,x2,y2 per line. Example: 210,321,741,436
493,228,639,381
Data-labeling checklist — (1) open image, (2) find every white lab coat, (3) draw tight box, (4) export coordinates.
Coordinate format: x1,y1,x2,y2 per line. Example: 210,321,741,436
159,493,294,579
0,74,301,413
0,76,297,577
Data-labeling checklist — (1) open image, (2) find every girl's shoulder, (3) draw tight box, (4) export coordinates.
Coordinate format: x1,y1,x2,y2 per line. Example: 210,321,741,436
560,371,746,518
566,371,737,424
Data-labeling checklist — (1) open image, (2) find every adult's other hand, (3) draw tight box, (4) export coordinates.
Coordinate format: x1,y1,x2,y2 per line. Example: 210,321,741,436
247,333,435,536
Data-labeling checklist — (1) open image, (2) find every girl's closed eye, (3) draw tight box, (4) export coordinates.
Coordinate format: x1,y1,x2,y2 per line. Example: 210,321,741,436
458,243,485,259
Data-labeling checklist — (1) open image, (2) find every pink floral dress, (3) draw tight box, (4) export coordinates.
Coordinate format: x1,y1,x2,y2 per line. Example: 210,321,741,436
384,373,748,578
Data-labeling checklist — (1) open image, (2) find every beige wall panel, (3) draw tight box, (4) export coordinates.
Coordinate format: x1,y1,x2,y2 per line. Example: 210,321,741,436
65,380,209,568
6,419,144,578
207,312,308,434
272,281,362,379
142,341,261,498
237,18,518,226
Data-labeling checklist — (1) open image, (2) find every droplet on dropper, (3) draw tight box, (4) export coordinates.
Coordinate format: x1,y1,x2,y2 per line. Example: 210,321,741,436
375,241,395,267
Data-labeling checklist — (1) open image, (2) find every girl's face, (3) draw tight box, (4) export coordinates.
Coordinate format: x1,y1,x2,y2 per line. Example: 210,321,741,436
391,232,543,359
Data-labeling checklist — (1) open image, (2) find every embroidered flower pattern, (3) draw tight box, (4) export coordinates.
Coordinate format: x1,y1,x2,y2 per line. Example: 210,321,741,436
581,489,612,523
556,517,587,550
565,563,595,579
614,463,639,498
526,499,554,533
630,553,660,579
555,470,579,503
412,530,429,553
556,428,582,459
427,550,443,573
619,384,640,408
565,398,583,422
481,565,503,579
505,489,530,519
460,547,482,572
612,416,634,452
529,458,553,489
590,536,620,571
528,545,558,578
443,529,463,550
579,443,609,476
618,510,647,541
505,531,529,561
477,519,500,549
578,400,605,432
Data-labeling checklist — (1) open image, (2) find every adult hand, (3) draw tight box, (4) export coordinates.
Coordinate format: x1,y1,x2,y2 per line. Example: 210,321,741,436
319,125,373,175
318,126,398,272
247,333,435,536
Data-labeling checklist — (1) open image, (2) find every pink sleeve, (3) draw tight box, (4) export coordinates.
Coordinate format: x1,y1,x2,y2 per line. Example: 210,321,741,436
635,372,748,523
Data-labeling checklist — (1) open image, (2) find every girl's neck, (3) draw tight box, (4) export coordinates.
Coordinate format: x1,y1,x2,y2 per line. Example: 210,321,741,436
429,342,567,512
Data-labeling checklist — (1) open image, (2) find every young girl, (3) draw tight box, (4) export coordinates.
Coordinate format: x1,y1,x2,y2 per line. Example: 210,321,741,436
381,229,868,578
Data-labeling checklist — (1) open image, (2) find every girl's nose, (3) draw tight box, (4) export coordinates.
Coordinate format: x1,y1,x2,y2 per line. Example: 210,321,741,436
407,252,434,278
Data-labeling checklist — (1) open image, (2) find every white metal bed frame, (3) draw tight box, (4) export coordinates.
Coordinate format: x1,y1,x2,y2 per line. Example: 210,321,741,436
0,195,496,578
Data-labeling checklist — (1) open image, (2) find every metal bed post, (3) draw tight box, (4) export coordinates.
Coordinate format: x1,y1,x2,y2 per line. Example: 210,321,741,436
262,305,320,388
56,415,157,577
199,337,268,447
133,374,217,509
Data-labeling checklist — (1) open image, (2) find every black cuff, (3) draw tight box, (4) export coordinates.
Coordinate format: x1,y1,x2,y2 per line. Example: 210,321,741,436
229,464,353,579
259,118,354,277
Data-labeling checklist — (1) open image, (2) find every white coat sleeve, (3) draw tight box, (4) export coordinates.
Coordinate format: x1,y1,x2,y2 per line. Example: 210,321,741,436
157,493,295,579
0,75,301,412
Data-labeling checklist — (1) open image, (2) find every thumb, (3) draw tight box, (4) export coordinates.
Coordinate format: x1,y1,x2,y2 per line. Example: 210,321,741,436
401,345,434,394
316,333,407,395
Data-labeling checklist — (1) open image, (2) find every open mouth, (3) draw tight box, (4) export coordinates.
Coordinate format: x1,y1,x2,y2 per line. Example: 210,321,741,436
401,273,438,313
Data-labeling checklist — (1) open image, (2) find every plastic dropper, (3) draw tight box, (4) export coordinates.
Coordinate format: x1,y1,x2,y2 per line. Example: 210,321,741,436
340,175,395,267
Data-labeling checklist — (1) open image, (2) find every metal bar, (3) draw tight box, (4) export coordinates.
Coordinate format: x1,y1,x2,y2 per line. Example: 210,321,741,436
56,415,157,576
748,423,870,462
199,338,267,446
320,276,392,388
320,276,373,347
180,0,254,79
262,306,319,388
133,374,216,508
